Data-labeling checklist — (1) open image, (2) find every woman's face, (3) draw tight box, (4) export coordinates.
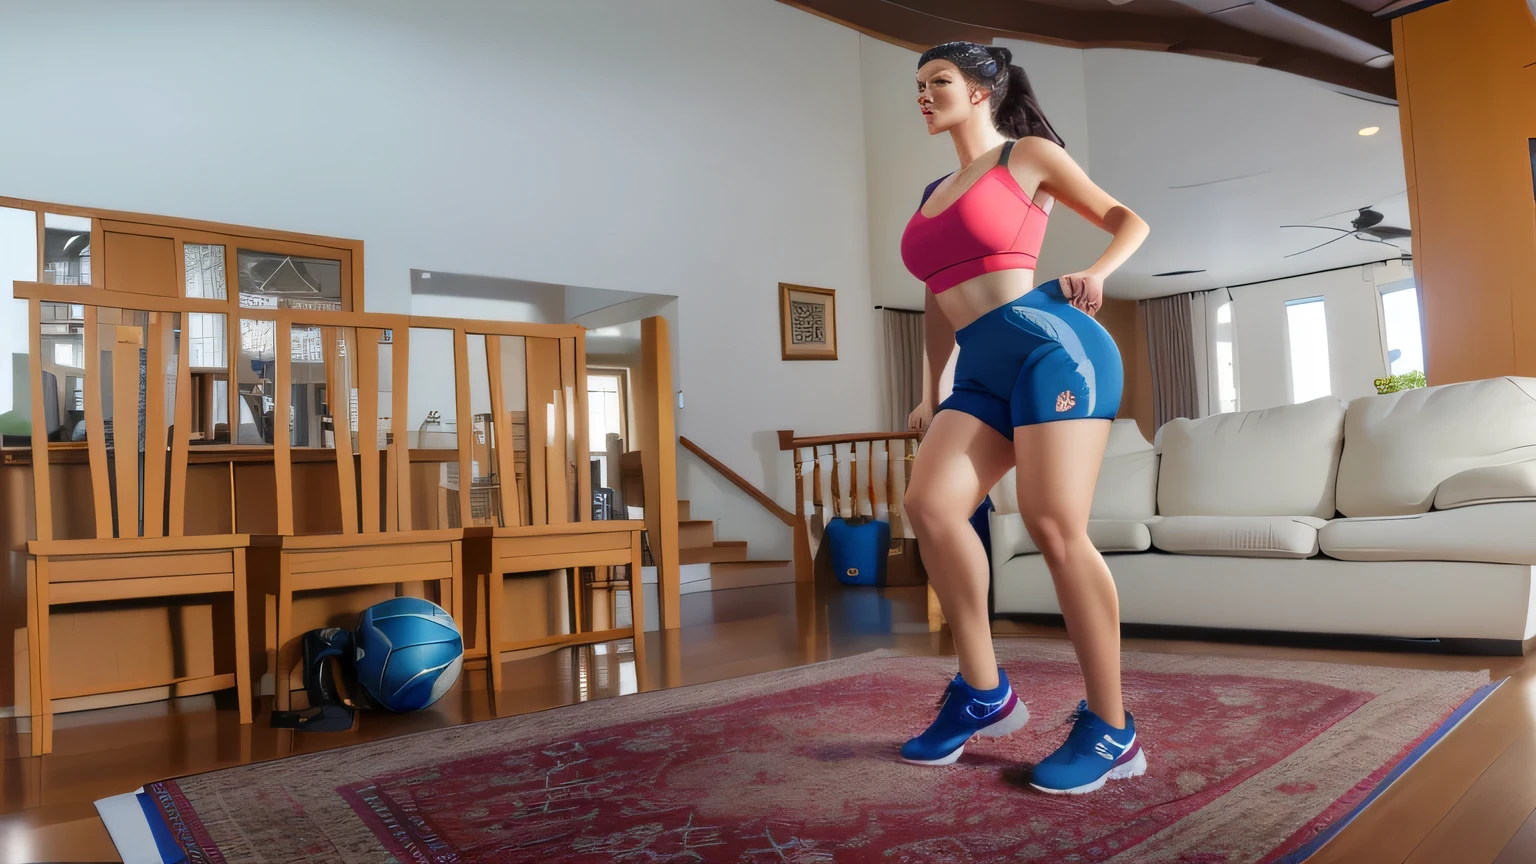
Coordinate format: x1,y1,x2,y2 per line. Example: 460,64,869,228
916,60,982,135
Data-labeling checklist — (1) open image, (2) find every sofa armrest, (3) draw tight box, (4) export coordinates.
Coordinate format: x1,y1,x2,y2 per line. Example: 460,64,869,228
1434,459,1536,510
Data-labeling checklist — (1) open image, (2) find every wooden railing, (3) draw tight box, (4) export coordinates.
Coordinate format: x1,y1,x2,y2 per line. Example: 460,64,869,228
678,437,795,526
777,429,923,587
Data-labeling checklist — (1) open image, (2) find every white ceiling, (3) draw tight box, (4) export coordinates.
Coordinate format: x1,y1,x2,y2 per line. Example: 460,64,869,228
586,319,643,357
1033,46,1409,300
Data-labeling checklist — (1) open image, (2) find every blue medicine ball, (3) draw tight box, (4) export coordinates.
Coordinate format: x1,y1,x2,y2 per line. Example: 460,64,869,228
354,597,464,712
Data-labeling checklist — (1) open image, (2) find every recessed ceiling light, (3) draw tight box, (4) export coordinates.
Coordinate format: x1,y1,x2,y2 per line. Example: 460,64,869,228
1359,126,1380,136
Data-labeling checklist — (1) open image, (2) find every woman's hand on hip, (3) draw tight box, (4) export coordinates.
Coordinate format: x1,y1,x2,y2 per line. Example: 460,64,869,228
908,401,933,436
1060,271,1104,316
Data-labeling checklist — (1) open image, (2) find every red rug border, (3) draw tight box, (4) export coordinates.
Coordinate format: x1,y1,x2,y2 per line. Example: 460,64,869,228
1264,675,1508,863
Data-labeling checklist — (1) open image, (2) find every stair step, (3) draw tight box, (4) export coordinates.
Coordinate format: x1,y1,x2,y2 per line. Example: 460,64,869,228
679,541,747,565
639,563,712,586
678,520,716,549
710,560,795,591
678,500,691,521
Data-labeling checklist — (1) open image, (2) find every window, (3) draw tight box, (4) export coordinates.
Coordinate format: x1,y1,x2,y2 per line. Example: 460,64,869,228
186,312,228,369
42,213,92,286
53,341,81,368
587,372,625,487
1285,297,1332,403
1379,280,1424,376
1214,300,1238,413
184,243,228,300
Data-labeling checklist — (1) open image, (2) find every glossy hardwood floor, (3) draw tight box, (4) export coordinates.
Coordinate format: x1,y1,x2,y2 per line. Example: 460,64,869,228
1,580,1533,863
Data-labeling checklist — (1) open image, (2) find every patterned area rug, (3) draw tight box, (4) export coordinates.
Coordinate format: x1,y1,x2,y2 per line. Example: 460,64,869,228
132,641,1495,863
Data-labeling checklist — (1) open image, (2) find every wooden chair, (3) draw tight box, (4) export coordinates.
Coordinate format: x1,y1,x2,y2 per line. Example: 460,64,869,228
24,298,251,755
439,321,647,699
254,314,465,712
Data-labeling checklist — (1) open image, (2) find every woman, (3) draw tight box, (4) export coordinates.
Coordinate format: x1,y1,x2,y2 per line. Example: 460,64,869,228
897,41,1149,795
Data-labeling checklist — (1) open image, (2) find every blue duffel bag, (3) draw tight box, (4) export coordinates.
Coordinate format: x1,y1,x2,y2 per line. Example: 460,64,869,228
824,515,891,587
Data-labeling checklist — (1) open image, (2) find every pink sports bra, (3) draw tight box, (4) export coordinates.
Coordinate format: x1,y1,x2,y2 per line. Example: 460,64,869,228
899,140,1050,294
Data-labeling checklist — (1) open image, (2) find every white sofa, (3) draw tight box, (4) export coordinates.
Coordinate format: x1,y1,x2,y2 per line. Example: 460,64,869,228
988,377,1536,650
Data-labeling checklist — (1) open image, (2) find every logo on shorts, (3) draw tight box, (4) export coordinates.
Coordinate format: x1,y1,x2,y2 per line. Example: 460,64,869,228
1056,391,1077,412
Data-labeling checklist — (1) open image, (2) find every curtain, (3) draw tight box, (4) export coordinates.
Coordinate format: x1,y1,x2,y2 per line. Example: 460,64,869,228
1189,292,1211,418
882,309,924,432
1141,293,1201,429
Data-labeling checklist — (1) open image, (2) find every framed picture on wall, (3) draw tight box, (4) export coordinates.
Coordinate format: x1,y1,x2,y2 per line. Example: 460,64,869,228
779,282,838,361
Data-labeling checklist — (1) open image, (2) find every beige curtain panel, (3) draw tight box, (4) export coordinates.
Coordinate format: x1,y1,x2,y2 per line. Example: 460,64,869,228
1142,292,1201,429
883,309,924,432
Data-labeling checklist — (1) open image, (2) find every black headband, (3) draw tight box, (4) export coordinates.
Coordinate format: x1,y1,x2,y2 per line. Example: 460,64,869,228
918,41,1009,83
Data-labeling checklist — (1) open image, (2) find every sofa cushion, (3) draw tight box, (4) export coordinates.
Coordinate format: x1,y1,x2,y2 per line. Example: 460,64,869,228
1319,502,1536,565
1092,422,1159,520
1434,459,1536,510
990,419,1156,519
1150,515,1326,559
1336,377,1536,517
987,511,1152,563
1157,397,1346,519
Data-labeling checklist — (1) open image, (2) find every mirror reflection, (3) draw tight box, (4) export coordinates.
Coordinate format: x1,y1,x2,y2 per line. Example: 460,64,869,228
237,319,276,445
42,213,91,286
37,301,85,442
287,325,358,449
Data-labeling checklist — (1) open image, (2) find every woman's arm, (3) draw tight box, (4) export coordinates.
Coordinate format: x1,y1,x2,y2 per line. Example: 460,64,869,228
1016,136,1149,313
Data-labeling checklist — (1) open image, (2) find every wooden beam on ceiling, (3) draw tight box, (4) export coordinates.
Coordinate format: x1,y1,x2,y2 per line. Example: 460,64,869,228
778,0,1008,53
779,0,1396,100
1265,0,1393,52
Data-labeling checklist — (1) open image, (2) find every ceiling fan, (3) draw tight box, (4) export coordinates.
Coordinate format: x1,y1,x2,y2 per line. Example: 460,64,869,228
1280,206,1411,259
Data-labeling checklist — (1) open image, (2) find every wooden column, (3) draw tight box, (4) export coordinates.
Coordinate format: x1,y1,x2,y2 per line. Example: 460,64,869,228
1392,0,1536,384
636,316,680,631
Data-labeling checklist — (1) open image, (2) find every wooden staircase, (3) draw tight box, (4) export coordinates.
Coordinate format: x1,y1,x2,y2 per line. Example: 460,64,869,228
676,499,795,590
619,437,799,596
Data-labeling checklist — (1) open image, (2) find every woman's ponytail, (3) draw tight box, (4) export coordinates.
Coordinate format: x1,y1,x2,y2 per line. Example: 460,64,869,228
988,49,1065,147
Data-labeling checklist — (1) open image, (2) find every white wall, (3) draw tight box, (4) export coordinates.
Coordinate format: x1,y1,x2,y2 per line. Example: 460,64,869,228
411,273,567,325
0,0,883,559
1228,259,1412,412
411,292,563,326
0,207,38,430
860,36,955,312
406,294,542,443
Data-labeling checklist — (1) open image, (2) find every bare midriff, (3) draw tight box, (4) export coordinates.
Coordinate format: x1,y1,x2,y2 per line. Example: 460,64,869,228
933,268,1041,331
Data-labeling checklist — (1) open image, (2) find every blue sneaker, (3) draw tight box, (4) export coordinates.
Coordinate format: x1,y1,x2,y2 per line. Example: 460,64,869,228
1029,700,1146,794
900,668,1030,766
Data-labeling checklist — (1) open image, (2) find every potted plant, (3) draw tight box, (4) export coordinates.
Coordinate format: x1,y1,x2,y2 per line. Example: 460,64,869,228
1374,370,1427,395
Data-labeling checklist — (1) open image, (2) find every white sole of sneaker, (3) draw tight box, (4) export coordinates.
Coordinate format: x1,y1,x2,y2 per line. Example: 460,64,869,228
979,701,1031,738
901,701,1031,766
901,748,965,767
1029,748,1148,795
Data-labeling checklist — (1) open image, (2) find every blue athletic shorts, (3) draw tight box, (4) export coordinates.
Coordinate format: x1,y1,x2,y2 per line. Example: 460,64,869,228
938,279,1123,440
